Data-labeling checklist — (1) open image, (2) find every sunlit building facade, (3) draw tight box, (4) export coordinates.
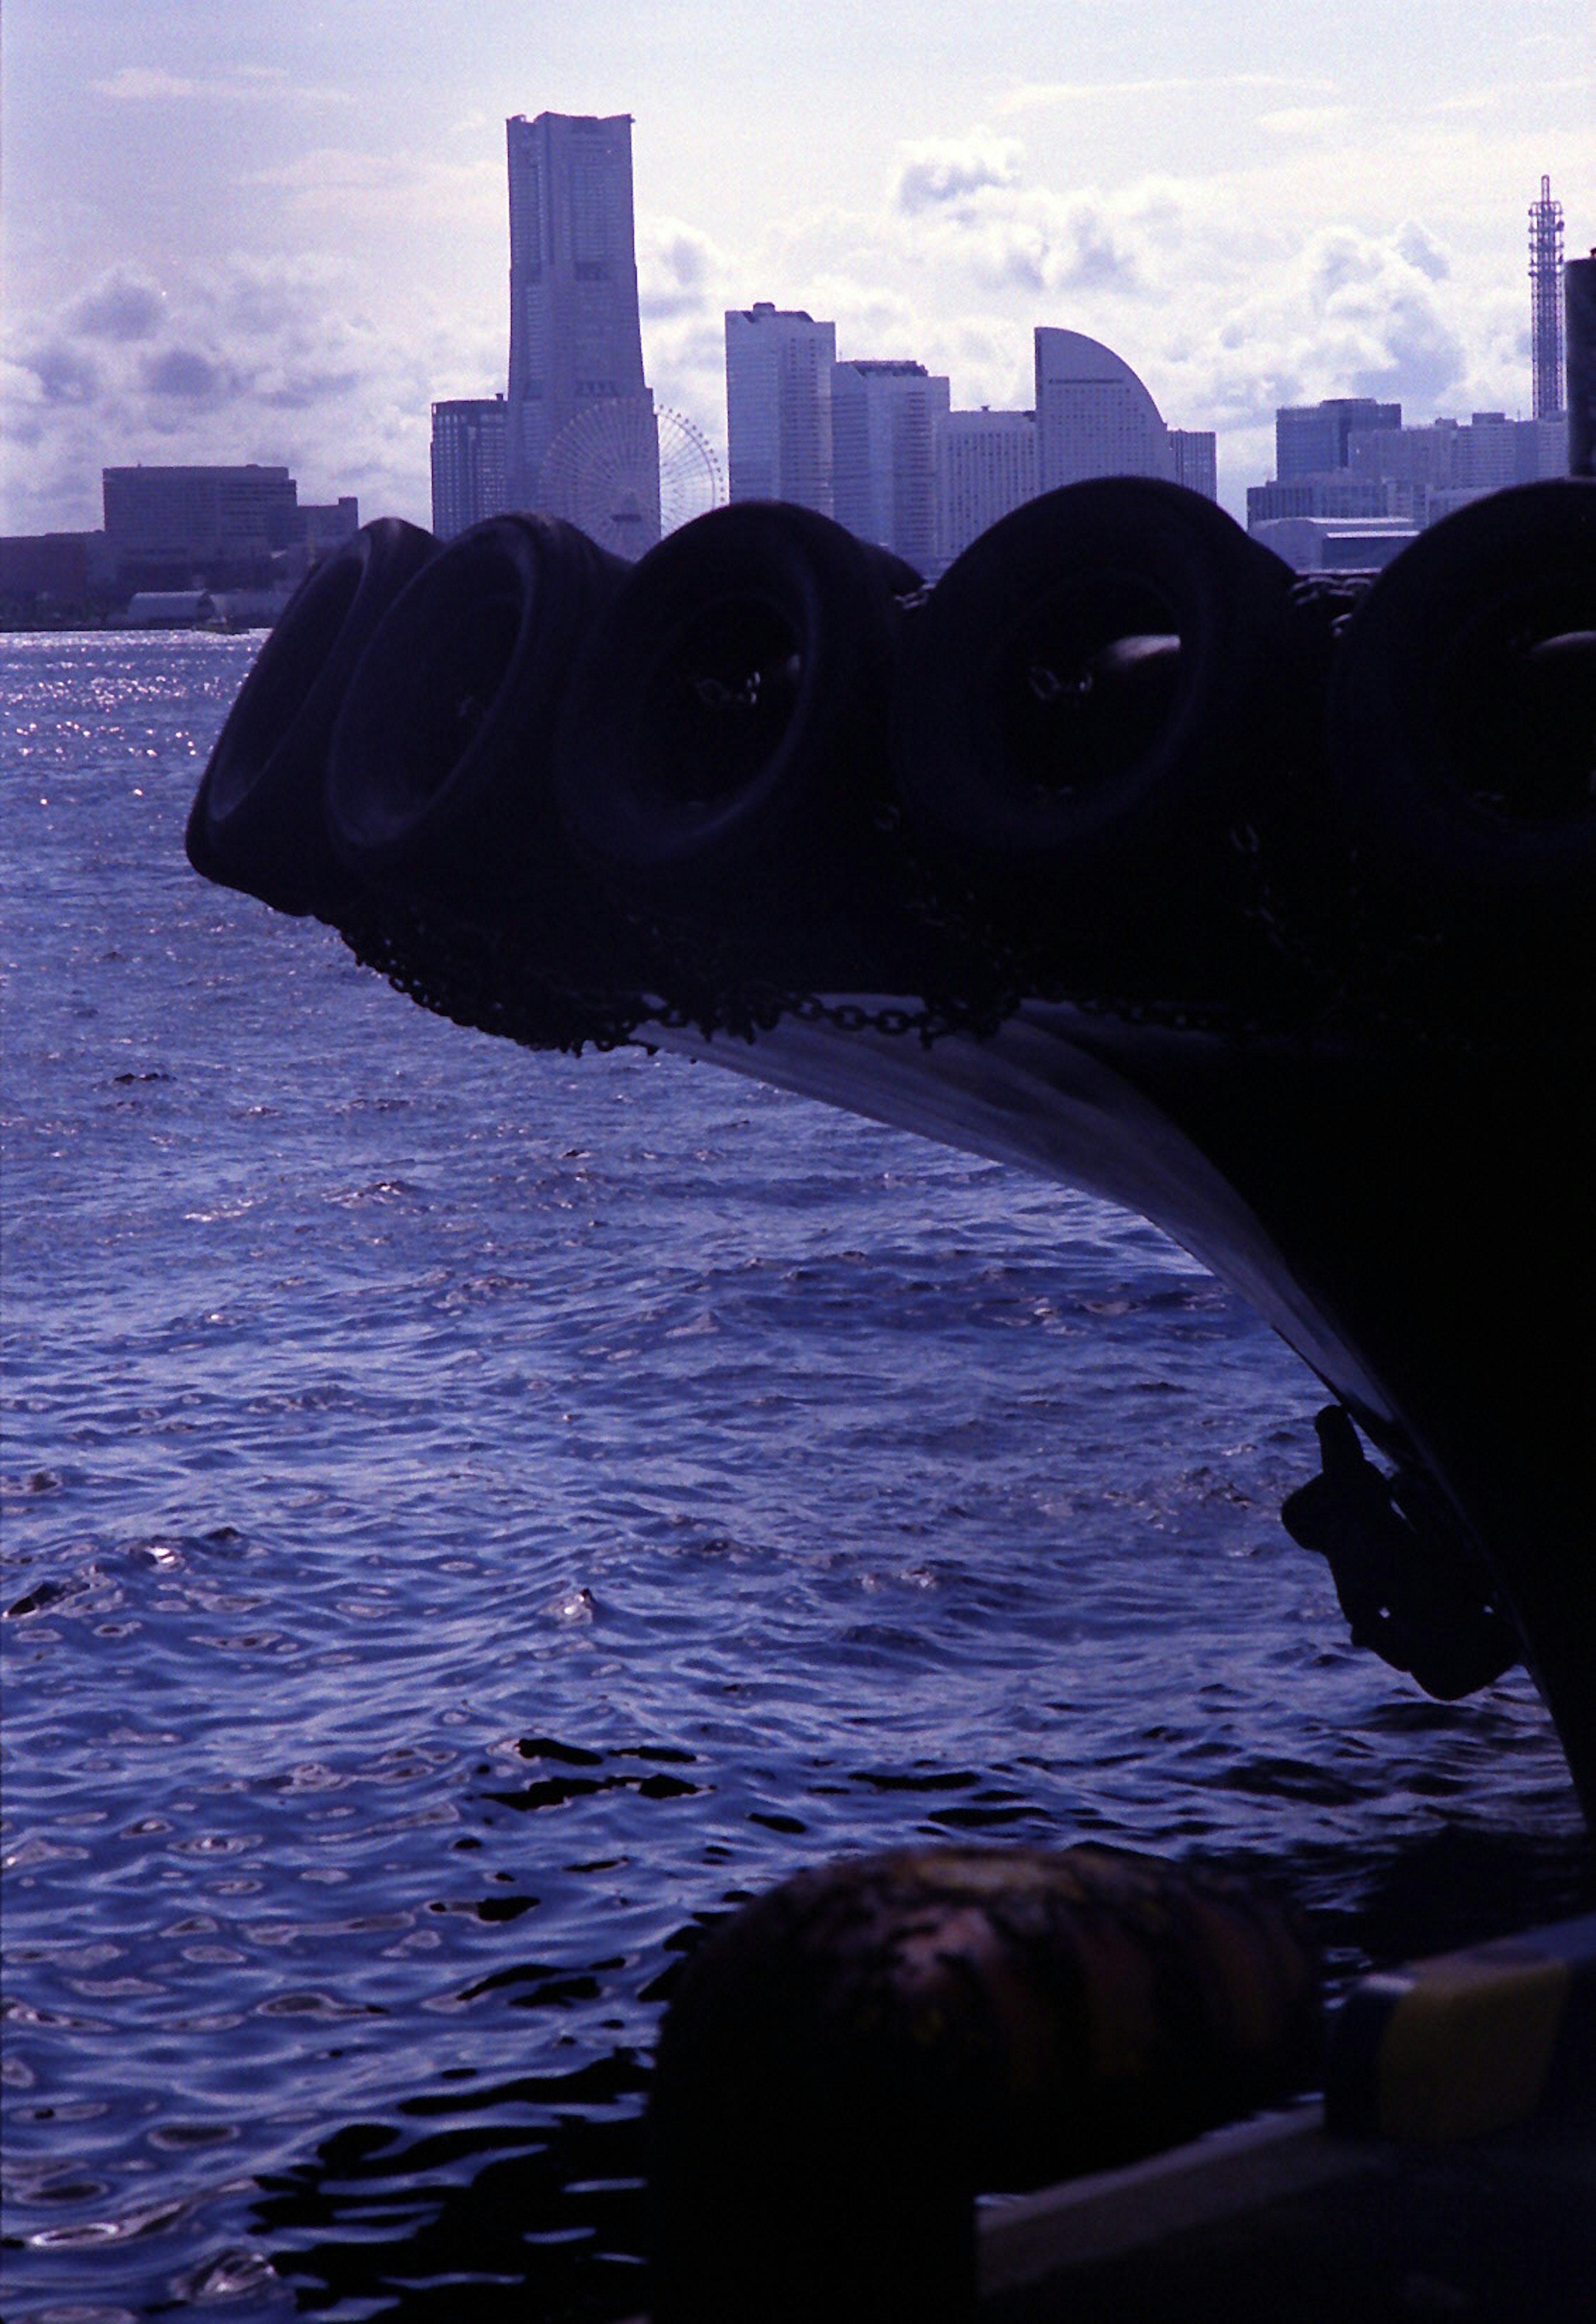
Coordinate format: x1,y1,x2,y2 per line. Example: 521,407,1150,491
505,112,650,511
938,409,1037,567
724,303,836,513
830,358,949,572
1033,328,1175,490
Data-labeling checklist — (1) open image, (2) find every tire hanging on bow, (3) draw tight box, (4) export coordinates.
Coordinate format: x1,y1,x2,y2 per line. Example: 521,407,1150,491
892,478,1300,1002
1325,479,1596,1002
326,514,626,917
553,501,941,1000
185,517,438,920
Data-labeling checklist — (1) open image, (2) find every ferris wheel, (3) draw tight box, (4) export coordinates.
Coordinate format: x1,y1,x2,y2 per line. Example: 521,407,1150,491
539,396,726,562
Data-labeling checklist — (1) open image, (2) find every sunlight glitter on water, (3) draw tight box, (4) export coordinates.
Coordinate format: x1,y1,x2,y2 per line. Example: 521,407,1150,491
0,632,1588,2320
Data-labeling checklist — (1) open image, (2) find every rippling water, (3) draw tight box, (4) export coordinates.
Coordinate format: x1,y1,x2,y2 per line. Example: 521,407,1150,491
2,631,1589,2321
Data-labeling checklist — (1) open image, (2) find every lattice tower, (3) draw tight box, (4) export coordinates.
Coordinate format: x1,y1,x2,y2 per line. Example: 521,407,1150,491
1530,174,1565,422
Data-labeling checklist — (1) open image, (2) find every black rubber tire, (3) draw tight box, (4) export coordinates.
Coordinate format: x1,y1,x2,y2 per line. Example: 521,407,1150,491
1325,480,1596,973
552,503,920,954
185,518,438,918
325,514,627,924
893,479,1296,978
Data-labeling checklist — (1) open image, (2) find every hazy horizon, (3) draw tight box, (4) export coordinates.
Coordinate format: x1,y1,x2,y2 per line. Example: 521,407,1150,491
3,0,1591,533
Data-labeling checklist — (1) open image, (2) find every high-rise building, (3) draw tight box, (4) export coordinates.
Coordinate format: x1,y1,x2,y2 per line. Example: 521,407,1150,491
431,397,510,538
938,409,1037,567
1275,398,1401,479
1033,328,1174,491
1530,175,1566,423
1169,429,1218,501
724,303,837,513
102,465,301,565
100,464,359,592
505,112,651,511
830,359,950,572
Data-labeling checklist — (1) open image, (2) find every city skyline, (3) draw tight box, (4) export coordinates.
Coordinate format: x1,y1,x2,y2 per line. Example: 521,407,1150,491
4,2,1591,535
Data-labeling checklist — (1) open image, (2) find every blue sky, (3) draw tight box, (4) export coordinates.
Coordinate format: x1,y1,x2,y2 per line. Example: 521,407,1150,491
3,0,1591,530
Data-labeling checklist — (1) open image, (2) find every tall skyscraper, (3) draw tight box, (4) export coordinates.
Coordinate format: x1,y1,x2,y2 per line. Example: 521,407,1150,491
505,112,651,512
724,304,836,513
430,397,510,538
830,359,949,571
938,409,1037,567
1033,329,1175,491
1529,174,1566,423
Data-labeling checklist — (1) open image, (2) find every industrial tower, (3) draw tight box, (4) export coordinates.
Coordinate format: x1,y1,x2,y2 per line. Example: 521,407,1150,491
1529,174,1565,422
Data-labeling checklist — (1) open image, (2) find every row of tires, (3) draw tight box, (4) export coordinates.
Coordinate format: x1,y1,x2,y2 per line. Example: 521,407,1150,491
187,476,1594,1042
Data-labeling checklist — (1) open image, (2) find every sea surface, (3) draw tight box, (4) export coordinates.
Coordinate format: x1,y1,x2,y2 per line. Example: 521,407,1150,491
2,630,1589,2322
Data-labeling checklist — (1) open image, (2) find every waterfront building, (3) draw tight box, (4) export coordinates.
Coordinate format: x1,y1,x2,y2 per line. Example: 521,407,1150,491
102,465,301,567
1251,407,1570,538
1169,429,1218,501
505,111,651,512
300,499,361,554
1275,399,1401,480
1033,328,1174,491
830,359,949,572
1247,474,1397,528
725,303,836,512
1249,516,1417,572
431,397,511,538
0,532,115,605
938,408,1037,566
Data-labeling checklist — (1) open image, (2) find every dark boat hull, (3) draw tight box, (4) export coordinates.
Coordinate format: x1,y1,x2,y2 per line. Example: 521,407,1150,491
654,999,1595,1817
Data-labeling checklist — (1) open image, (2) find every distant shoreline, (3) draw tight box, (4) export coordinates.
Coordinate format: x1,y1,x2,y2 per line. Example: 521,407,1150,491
0,613,276,635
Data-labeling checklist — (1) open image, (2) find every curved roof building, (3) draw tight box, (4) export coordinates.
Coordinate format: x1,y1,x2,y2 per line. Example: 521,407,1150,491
1033,328,1175,492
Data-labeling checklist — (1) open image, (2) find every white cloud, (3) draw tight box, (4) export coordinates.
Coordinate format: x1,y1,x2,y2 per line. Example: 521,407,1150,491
67,269,169,343
1395,222,1452,283
1257,106,1355,139
90,64,352,107
2,254,454,532
22,342,103,407
90,67,206,102
638,217,729,323
141,346,242,404
890,160,1180,301
892,130,1026,215
246,146,499,231
1001,74,1338,114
